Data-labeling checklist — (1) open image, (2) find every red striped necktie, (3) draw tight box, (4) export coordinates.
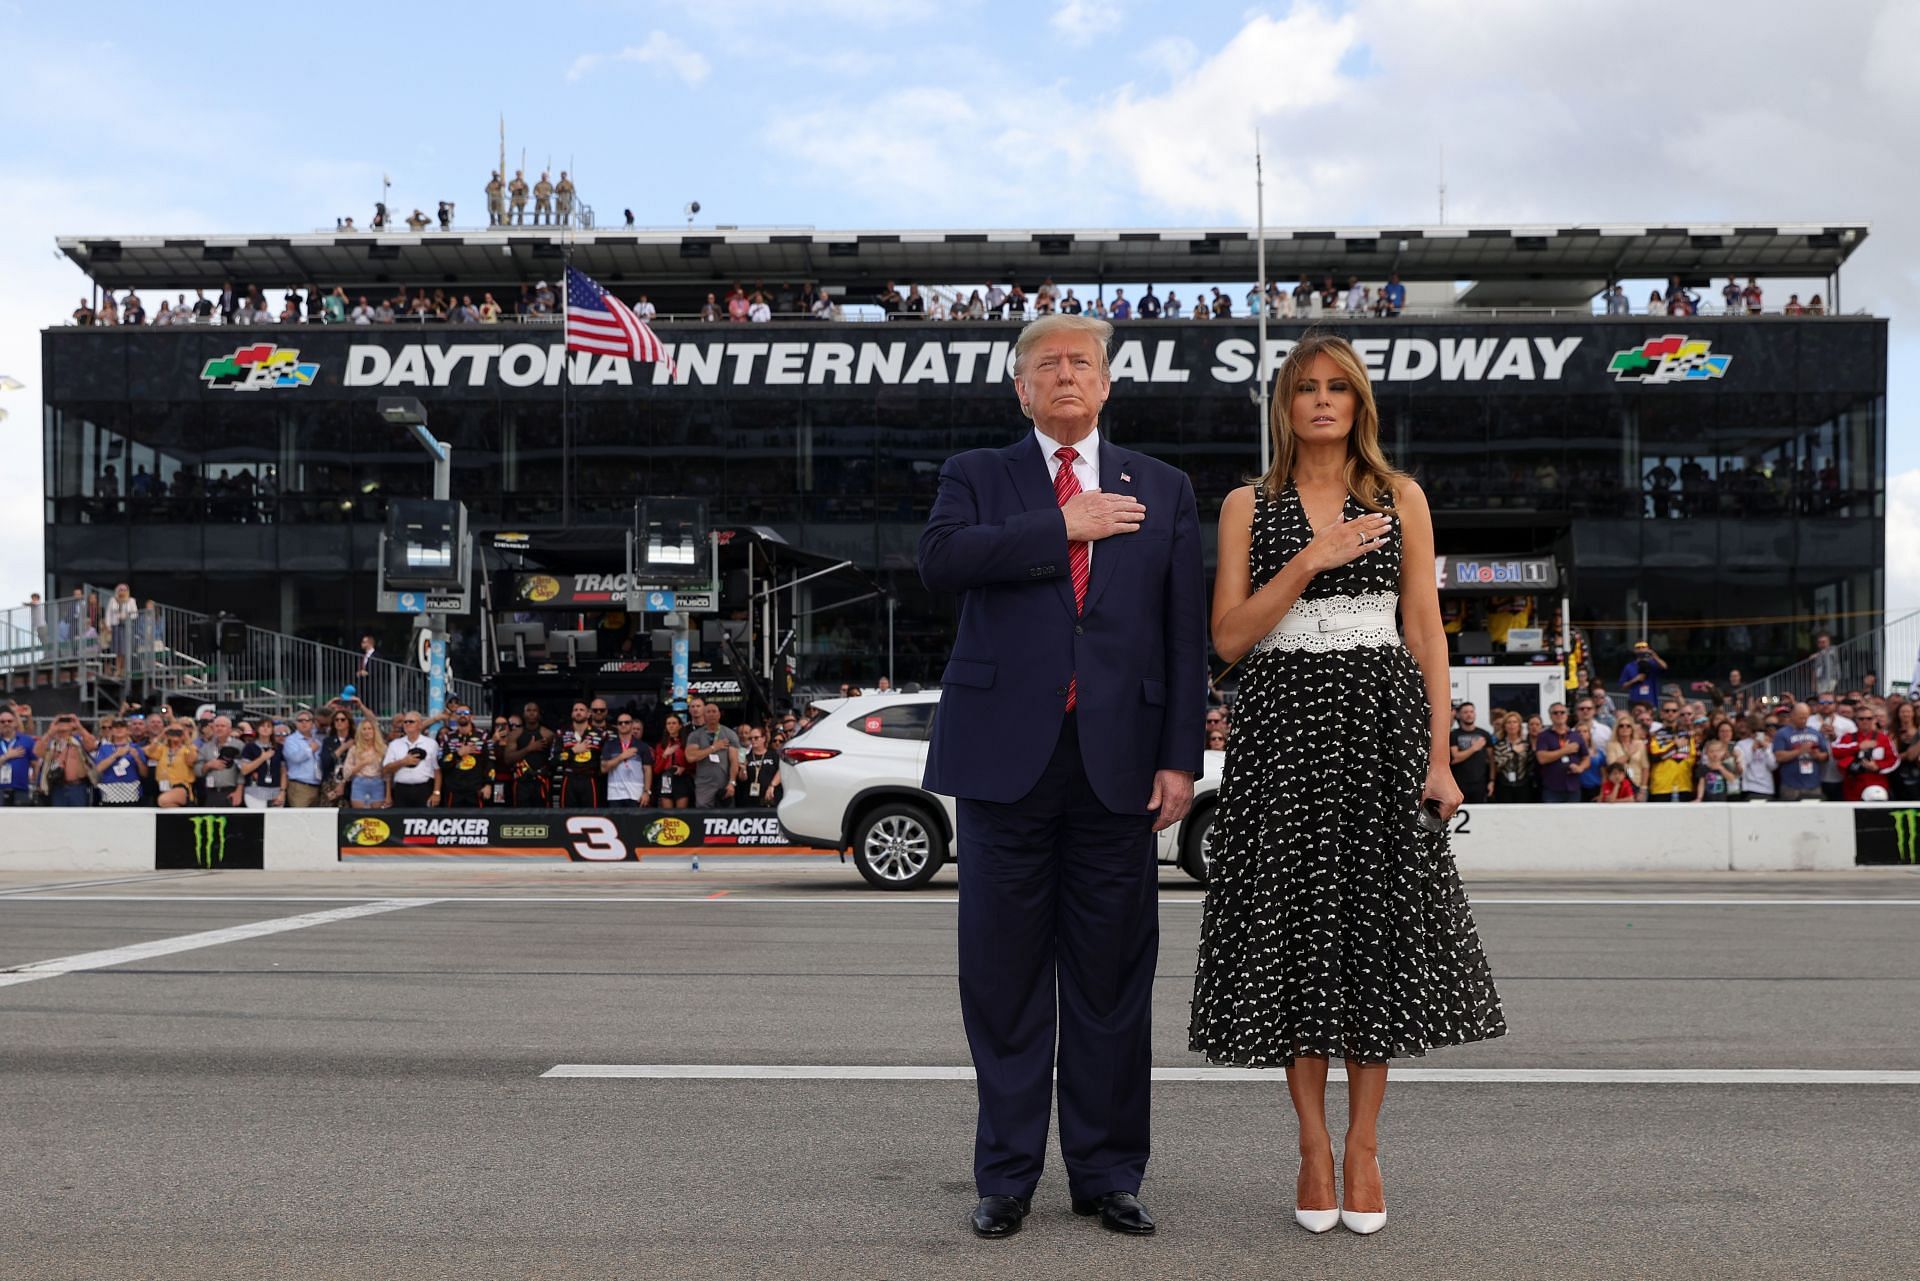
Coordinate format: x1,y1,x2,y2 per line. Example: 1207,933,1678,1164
1053,446,1088,711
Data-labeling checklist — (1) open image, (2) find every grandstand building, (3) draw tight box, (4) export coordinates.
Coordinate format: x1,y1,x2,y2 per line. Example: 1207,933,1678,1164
43,222,1882,689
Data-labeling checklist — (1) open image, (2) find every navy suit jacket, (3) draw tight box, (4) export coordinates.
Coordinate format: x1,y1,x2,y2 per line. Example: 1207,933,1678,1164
918,431,1207,815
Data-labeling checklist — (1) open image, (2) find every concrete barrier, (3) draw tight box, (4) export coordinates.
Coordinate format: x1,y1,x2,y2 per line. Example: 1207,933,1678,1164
1450,801,1733,874
1728,802,1858,872
0,802,1893,874
0,808,156,874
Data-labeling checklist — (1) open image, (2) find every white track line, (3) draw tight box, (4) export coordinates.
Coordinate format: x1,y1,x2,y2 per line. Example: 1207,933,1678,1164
542,1064,1920,1085
0,871,209,897
7,894,1920,907
0,898,438,989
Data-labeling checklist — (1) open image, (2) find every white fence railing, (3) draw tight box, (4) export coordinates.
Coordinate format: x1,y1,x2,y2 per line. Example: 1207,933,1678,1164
1744,609,1920,704
0,590,484,718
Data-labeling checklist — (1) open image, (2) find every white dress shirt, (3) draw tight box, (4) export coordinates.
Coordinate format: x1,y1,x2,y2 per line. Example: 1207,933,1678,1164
383,734,441,784
1033,425,1101,569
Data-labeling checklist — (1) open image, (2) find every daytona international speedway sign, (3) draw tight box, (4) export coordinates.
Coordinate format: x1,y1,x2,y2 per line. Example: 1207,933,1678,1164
53,321,1820,401
339,334,1590,388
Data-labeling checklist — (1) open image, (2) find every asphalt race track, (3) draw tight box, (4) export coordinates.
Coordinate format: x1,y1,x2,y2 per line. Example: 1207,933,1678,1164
3,861,1917,1280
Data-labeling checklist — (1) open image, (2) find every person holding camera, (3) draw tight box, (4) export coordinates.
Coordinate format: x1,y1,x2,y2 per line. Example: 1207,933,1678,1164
195,715,245,806
381,710,441,808
92,718,150,806
1831,708,1898,802
36,713,97,807
151,721,199,807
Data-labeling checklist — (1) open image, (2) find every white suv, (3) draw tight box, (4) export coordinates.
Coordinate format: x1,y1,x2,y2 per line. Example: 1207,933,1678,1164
777,691,1224,890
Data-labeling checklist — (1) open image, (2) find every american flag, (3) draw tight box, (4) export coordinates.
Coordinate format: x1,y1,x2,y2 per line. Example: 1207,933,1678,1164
564,265,672,372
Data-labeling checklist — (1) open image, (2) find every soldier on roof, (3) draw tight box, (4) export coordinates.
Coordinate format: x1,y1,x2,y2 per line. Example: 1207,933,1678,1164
554,172,575,226
485,171,505,226
509,170,529,225
533,172,554,225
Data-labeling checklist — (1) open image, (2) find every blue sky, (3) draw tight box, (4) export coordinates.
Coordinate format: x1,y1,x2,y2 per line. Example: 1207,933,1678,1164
0,0,1913,606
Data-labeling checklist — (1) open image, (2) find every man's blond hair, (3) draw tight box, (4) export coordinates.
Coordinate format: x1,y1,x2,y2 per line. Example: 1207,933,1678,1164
1012,313,1113,378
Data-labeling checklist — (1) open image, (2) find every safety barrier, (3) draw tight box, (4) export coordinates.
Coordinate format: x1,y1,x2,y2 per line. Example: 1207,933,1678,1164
1,803,1914,875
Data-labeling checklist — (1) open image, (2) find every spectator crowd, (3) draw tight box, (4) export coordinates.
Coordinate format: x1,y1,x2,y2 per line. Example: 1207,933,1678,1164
0,692,802,813
1438,674,1916,806
70,270,1823,329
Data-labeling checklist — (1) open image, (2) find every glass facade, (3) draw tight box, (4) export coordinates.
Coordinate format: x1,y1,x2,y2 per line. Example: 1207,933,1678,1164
43,317,1886,687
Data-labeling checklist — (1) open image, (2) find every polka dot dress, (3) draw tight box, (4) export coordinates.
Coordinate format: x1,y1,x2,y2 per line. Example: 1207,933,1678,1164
1188,482,1507,1068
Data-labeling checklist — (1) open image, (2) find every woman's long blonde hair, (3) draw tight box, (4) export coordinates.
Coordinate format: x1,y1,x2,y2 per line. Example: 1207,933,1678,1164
349,716,382,764
1257,331,1406,513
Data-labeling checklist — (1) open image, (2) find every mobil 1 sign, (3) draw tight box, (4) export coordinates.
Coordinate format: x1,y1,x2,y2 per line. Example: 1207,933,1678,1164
380,590,468,615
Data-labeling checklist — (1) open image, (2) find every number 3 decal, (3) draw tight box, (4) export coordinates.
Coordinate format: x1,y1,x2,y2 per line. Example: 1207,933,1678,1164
566,815,629,861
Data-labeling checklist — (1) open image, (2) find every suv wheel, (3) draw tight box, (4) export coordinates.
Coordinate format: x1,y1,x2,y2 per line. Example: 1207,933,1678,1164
1179,802,1216,885
851,801,947,890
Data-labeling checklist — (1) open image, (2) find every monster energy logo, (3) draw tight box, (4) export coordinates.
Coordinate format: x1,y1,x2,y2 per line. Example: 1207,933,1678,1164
189,815,230,868
1894,810,1920,865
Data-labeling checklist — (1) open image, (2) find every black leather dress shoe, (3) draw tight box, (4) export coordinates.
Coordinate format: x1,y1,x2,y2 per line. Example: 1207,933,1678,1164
1071,1191,1156,1235
971,1195,1030,1238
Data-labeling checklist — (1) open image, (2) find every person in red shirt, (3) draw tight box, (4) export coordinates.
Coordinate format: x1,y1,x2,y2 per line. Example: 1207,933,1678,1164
1597,761,1639,803
650,712,692,809
1832,708,1898,801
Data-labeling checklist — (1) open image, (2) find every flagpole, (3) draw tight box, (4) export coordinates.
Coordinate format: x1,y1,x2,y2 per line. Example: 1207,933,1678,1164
1255,128,1271,475
560,220,572,525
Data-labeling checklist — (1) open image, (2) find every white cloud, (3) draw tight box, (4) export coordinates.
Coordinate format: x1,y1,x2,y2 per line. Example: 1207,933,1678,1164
1051,0,1124,46
568,31,710,86
1137,35,1198,79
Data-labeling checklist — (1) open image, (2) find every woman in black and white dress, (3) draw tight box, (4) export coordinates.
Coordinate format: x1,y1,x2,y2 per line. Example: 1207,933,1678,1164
1189,333,1505,1235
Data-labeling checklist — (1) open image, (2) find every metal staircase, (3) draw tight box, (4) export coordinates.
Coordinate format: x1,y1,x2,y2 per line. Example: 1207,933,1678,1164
1,588,485,719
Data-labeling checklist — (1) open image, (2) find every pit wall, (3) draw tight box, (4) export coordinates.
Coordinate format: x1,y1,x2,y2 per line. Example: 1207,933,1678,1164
0,802,1907,874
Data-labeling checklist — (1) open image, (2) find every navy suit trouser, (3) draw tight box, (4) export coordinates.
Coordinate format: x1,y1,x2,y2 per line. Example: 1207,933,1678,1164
956,714,1158,1201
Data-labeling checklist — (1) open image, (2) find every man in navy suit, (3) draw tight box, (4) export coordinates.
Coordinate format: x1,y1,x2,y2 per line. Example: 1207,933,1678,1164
918,313,1206,1239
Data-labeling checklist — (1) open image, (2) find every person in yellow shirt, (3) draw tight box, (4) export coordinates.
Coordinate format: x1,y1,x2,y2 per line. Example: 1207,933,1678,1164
150,721,200,807
1487,595,1531,648
1646,701,1698,801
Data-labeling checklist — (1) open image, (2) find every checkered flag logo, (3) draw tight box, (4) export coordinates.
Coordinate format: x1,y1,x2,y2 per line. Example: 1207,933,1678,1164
1609,334,1732,384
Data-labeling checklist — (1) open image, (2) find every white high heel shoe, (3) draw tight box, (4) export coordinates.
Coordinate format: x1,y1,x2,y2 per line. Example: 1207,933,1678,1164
1295,1155,1339,1233
1340,1158,1386,1235
1294,1207,1340,1234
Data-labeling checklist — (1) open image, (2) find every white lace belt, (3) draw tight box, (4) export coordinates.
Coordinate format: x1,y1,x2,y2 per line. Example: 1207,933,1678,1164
1252,592,1400,654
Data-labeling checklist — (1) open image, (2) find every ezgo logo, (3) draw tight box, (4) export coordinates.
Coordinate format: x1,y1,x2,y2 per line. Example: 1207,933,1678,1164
200,343,319,390
1608,335,1731,384
189,815,229,868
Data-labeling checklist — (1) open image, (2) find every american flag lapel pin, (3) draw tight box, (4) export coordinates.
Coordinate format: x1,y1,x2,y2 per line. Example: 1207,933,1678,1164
1120,470,1132,483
